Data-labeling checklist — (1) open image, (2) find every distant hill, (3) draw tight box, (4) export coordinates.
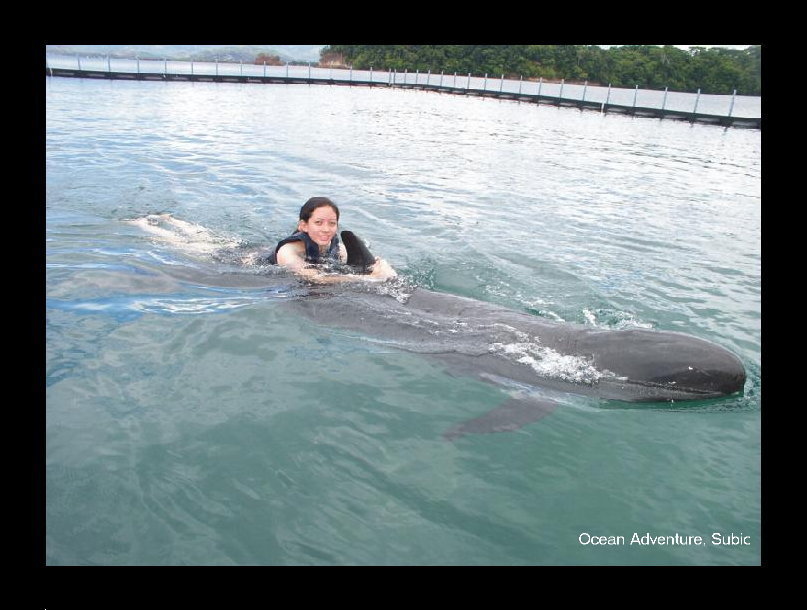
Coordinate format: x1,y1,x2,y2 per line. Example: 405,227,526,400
45,44,326,64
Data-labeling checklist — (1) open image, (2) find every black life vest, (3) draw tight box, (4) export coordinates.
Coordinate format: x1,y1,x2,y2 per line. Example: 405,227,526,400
263,231,341,265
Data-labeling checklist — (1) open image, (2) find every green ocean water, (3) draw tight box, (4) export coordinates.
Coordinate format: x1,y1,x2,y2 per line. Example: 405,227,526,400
45,76,761,565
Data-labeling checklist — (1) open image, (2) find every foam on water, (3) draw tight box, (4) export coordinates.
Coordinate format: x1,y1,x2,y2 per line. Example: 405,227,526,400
582,307,654,330
487,326,622,385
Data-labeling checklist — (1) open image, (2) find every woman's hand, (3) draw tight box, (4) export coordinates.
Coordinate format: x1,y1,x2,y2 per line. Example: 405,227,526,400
368,257,397,280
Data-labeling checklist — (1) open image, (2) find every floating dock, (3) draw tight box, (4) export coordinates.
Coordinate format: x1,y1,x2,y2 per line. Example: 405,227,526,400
45,64,761,130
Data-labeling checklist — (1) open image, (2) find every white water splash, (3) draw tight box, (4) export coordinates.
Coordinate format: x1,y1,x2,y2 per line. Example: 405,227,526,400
373,276,414,304
488,328,619,385
583,307,654,330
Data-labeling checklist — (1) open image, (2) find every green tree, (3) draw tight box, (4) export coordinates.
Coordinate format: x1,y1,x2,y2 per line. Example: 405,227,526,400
319,44,760,95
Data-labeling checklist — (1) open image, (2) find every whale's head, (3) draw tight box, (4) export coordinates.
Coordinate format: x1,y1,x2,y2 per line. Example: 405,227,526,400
577,328,747,402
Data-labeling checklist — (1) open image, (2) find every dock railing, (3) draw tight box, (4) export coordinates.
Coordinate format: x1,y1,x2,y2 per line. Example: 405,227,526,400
46,54,761,129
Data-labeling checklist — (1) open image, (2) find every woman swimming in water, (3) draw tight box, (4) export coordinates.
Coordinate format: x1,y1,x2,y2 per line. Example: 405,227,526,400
249,197,397,283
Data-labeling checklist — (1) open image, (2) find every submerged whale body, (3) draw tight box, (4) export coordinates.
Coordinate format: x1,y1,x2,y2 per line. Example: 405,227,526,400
290,285,747,403
288,230,747,439
337,230,746,401
288,285,746,439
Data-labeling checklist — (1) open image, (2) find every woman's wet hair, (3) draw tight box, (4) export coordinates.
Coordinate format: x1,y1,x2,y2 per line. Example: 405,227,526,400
299,197,340,222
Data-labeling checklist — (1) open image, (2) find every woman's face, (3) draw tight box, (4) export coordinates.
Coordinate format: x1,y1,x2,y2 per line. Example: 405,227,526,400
299,205,339,247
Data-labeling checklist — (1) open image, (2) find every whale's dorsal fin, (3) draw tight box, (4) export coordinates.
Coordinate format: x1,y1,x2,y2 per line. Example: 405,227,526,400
341,230,375,274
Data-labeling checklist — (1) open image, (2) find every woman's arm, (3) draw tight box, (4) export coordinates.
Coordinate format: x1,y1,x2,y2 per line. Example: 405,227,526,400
276,242,397,283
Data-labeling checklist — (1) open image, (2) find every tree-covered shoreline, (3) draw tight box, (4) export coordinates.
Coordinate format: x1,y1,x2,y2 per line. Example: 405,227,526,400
321,45,761,96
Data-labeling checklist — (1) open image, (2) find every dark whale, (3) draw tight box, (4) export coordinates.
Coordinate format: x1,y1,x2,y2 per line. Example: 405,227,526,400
126,219,747,440
283,232,748,439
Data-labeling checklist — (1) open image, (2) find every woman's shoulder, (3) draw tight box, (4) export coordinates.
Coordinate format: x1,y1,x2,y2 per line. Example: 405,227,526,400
277,239,306,258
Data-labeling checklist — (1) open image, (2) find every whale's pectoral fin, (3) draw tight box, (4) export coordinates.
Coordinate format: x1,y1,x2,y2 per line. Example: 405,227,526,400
341,230,376,274
443,397,557,441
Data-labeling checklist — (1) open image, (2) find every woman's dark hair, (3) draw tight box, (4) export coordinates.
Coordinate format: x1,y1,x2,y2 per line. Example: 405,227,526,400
299,197,340,222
